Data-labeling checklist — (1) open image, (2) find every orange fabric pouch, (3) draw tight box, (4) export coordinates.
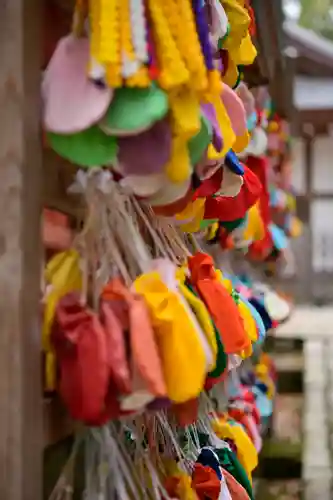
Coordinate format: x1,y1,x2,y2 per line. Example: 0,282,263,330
102,278,166,409
99,297,131,395
188,253,250,354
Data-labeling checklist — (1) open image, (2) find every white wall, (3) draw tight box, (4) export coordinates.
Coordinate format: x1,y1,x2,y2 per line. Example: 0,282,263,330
313,136,333,193
292,136,333,271
311,199,333,272
311,136,333,271
291,138,306,195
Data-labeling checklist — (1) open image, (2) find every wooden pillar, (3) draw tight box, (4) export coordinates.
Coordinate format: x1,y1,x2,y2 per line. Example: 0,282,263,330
304,128,314,302
0,1,43,499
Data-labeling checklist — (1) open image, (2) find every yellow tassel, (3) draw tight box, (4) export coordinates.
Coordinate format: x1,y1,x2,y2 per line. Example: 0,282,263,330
95,0,122,87
207,91,236,159
105,63,123,87
98,0,119,61
126,66,151,87
161,0,208,92
120,0,136,64
89,0,101,61
168,87,201,139
165,134,192,183
177,0,208,91
207,69,222,97
118,0,150,87
147,0,189,89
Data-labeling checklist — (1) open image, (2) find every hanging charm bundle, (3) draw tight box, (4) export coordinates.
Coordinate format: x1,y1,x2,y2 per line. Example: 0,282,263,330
43,168,278,500
39,2,290,499
42,0,258,226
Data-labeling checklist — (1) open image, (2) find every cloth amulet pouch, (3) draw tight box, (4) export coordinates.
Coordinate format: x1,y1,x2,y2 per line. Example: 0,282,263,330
188,253,250,355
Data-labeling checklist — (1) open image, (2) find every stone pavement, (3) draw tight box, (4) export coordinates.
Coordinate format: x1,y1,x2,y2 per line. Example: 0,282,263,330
277,306,333,338
302,340,331,500
275,307,333,500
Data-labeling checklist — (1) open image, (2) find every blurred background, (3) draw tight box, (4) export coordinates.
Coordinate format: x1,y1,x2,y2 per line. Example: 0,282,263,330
251,0,333,304
238,2,333,498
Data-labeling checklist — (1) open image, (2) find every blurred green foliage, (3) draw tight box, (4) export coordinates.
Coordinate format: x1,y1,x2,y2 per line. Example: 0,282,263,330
299,0,333,40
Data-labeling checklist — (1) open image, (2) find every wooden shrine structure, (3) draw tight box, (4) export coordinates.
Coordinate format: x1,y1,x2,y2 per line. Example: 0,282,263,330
0,1,43,499
282,21,333,302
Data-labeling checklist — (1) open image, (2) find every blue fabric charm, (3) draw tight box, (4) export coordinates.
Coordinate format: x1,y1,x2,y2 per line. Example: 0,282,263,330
225,150,244,175
197,448,223,480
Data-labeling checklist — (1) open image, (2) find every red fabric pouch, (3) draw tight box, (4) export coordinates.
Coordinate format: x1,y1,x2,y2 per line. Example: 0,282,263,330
203,165,262,222
51,293,109,423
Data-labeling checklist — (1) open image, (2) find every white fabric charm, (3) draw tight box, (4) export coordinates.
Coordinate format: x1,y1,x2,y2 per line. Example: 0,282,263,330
219,469,233,500
219,168,244,198
252,282,291,322
121,52,140,78
209,0,229,48
130,0,148,62
244,127,268,157
119,173,165,197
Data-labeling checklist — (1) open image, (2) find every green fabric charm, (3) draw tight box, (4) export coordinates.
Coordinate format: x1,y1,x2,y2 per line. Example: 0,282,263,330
47,126,118,167
188,115,213,166
215,447,254,500
200,219,218,231
218,24,231,49
220,217,246,233
100,85,169,136
231,290,240,305
208,321,228,379
232,70,242,90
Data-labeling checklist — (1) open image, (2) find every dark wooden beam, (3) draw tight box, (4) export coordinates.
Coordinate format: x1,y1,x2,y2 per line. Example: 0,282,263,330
310,192,333,199
304,136,313,197
296,56,333,77
284,35,333,74
251,0,291,118
0,0,43,498
304,134,314,298
298,109,333,132
288,107,333,136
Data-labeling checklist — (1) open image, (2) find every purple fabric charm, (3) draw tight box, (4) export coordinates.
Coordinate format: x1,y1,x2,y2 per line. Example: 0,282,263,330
147,398,171,411
201,102,223,152
118,118,172,175
192,0,214,70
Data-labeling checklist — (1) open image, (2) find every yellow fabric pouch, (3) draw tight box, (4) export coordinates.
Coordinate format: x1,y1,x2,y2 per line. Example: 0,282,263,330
207,94,236,160
222,57,240,89
243,203,265,243
216,270,233,294
233,32,257,66
255,364,275,399
134,271,206,403
213,418,258,482
177,268,217,364
222,0,250,52
43,249,82,390
176,198,206,233
238,300,258,343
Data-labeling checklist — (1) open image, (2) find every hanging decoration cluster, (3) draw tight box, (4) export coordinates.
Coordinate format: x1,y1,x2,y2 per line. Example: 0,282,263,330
40,0,300,498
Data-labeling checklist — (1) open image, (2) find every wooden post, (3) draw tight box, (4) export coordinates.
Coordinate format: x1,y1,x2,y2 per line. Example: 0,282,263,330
0,1,43,499
304,130,314,302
